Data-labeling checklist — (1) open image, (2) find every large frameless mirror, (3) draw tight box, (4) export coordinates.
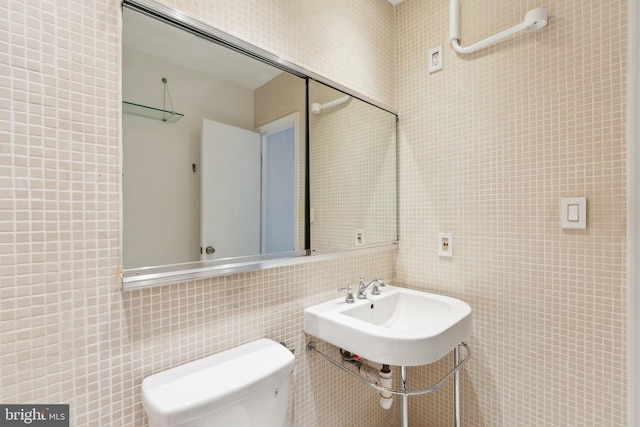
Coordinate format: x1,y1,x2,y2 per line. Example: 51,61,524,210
121,0,397,290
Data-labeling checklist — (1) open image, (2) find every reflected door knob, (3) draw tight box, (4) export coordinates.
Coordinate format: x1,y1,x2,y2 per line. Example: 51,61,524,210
205,246,215,254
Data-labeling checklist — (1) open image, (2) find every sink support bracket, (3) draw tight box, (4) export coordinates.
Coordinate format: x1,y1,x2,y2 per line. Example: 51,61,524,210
454,343,461,427
305,341,470,426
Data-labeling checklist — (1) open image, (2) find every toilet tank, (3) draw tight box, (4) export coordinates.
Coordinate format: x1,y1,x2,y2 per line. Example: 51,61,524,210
142,339,295,427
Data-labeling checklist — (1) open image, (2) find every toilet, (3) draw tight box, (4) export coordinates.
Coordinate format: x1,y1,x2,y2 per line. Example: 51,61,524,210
141,338,295,427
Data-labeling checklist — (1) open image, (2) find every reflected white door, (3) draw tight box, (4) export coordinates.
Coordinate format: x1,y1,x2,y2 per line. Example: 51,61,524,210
201,119,261,260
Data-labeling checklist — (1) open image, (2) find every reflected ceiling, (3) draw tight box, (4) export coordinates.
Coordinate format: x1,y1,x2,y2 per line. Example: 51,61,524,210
123,9,281,90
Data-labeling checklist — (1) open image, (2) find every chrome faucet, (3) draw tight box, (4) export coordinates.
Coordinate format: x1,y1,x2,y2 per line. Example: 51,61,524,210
356,276,386,299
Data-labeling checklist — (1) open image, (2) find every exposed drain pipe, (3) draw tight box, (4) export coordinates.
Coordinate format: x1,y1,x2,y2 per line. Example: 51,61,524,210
341,349,393,409
379,365,393,409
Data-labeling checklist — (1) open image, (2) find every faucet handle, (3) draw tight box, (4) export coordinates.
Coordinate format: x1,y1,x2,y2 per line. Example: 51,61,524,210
370,278,386,295
338,285,355,304
358,276,366,290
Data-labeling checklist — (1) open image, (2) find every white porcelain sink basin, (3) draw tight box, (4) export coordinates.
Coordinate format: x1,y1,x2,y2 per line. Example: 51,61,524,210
304,285,472,366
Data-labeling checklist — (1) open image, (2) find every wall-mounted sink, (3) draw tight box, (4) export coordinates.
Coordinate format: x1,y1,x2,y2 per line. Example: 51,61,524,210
304,285,472,366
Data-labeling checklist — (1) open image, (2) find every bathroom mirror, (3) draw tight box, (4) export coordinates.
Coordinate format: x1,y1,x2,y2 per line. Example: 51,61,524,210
309,80,397,250
121,0,397,289
122,7,307,270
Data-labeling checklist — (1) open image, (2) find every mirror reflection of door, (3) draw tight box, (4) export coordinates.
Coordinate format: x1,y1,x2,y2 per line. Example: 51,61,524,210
201,119,261,260
201,116,298,261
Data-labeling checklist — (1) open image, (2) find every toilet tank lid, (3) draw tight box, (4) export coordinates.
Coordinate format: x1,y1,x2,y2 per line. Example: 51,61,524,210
142,338,295,425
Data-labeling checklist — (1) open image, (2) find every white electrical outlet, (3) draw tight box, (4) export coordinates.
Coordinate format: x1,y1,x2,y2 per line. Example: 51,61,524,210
438,233,453,257
428,45,443,73
355,229,364,246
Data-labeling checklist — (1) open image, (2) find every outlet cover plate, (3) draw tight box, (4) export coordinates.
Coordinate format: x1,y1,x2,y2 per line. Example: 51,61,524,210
438,233,453,257
428,45,443,73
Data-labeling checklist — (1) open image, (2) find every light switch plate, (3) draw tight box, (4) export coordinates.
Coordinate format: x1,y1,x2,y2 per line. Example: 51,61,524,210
560,197,587,229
